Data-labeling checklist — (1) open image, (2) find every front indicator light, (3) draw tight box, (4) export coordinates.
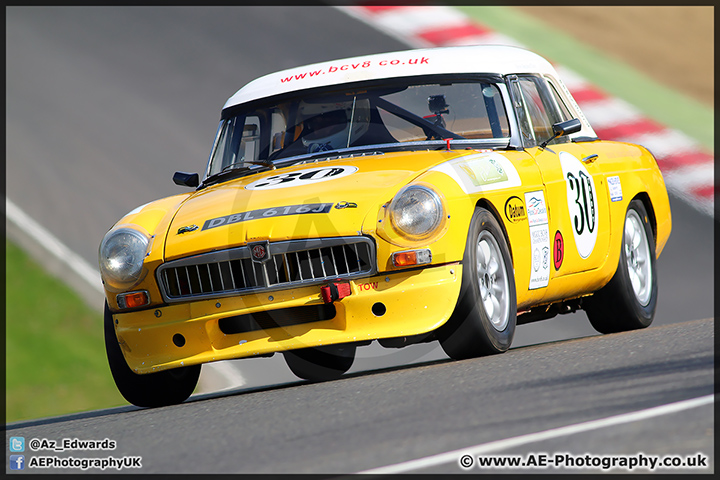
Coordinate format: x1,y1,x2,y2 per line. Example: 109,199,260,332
117,290,150,309
392,249,432,267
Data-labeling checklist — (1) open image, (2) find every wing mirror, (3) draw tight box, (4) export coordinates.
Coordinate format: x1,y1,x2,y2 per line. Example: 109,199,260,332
173,171,199,188
539,118,582,149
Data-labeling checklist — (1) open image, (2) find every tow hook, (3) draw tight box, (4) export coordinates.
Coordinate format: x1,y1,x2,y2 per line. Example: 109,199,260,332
321,282,352,303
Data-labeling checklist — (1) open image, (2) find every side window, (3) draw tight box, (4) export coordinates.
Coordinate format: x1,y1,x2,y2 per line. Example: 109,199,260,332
509,78,535,147
207,115,262,176
518,77,554,144
547,81,573,123
517,76,573,146
238,115,261,163
212,116,244,174
269,111,287,155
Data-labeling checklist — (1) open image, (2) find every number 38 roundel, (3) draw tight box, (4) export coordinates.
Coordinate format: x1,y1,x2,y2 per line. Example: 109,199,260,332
559,151,598,259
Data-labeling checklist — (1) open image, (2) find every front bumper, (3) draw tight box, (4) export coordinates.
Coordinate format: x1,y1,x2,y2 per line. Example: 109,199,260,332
111,263,461,373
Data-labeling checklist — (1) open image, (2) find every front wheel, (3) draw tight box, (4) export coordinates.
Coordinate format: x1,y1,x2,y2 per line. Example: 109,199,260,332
584,199,658,333
283,344,356,382
439,207,517,360
104,302,200,407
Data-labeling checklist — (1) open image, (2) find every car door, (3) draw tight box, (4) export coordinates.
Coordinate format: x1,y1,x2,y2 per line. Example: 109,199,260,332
508,75,611,282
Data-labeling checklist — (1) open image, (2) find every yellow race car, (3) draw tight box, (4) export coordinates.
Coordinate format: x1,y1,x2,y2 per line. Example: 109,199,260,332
99,45,671,407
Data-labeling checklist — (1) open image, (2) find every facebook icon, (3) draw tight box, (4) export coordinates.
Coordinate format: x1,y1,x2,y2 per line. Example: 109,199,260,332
10,455,25,470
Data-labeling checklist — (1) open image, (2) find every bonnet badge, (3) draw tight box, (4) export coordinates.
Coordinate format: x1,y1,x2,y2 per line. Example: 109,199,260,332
177,225,198,235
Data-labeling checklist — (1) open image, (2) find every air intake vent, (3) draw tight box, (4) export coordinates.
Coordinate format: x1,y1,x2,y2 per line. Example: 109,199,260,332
218,304,337,334
157,236,375,303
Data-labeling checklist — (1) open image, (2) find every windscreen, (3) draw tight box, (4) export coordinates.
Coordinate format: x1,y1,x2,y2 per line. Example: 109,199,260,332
206,77,510,178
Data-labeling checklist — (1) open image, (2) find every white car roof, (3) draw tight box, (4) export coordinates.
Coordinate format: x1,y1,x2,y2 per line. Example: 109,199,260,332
223,45,559,110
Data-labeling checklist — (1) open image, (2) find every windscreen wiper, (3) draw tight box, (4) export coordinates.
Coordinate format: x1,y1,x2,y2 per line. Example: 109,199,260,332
200,161,272,188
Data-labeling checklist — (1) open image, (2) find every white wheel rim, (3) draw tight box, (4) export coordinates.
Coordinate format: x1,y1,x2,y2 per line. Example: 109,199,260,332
476,231,510,331
624,209,653,306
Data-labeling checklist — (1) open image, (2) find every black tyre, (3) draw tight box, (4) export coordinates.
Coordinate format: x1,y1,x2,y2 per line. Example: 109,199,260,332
104,302,200,407
439,207,517,360
283,344,356,382
584,199,657,333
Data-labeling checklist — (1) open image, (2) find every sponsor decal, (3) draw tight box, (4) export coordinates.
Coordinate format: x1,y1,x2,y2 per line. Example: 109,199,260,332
554,230,564,270
559,151,598,259
176,224,198,235
524,190,548,226
245,166,358,190
458,156,508,186
504,196,527,223
529,225,550,289
607,175,623,202
202,203,333,231
430,152,522,194
248,241,270,263
279,56,431,84
524,190,549,289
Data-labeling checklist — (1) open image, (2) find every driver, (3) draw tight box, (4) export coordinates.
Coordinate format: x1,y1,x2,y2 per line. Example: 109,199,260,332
299,99,371,153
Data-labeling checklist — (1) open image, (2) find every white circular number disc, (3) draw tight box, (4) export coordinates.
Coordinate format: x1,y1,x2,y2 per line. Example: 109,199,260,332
559,152,598,259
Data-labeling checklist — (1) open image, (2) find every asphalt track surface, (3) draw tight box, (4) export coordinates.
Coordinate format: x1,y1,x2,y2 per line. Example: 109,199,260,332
5,319,713,474
5,7,715,474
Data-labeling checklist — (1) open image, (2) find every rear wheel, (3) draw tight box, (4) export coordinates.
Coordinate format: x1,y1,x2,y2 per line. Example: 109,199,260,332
439,207,517,360
104,302,200,407
584,199,657,333
283,344,356,382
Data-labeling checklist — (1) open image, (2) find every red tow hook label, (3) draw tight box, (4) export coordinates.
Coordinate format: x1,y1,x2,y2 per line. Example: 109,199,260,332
321,282,352,304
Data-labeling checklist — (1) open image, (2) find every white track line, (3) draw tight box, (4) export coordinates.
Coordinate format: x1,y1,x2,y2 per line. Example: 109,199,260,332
576,98,643,129
6,197,104,294
196,360,247,392
624,129,702,159
358,394,714,474
5,196,242,393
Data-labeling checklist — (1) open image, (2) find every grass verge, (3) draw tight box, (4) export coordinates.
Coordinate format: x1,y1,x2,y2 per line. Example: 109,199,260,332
6,239,125,423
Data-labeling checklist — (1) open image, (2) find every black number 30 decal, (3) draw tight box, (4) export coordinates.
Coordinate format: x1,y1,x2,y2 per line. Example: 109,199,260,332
248,166,355,190
567,170,596,235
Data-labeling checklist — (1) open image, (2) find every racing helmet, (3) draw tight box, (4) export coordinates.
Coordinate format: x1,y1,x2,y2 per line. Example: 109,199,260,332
300,99,370,153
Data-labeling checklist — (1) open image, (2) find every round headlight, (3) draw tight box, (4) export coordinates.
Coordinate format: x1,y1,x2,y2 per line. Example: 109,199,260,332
99,227,150,289
389,185,444,239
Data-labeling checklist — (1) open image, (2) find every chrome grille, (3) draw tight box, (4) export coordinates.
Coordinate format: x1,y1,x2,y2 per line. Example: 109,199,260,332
157,237,375,303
